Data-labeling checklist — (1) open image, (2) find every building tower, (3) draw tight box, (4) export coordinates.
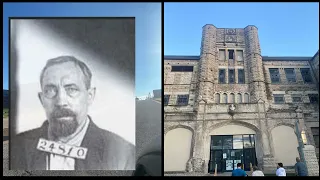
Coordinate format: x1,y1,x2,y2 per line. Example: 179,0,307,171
244,26,268,103
195,24,217,107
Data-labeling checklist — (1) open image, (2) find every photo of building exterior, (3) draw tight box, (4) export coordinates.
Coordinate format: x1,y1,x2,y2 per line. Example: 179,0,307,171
164,24,319,175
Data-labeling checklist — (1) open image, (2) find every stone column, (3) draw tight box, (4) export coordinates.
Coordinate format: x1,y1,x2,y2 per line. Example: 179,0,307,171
192,121,205,172
303,145,319,176
244,25,267,103
295,107,319,176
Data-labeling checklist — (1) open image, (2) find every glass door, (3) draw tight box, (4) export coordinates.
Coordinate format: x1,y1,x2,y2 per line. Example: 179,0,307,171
243,148,257,171
209,150,223,173
232,149,243,170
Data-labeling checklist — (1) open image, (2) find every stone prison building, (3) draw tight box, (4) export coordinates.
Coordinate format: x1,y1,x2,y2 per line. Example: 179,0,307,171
164,24,319,175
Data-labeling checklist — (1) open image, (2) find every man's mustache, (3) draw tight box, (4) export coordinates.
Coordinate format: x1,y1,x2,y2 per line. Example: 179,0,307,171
50,108,76,119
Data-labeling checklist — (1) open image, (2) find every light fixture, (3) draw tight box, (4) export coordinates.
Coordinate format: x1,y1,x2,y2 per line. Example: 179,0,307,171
301,130,308,145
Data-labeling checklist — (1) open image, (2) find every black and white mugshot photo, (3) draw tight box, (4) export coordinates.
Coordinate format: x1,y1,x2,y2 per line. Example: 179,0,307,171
9,18,135,170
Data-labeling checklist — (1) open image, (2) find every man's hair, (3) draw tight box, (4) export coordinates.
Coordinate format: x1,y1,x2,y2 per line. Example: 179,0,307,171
296,157,301,162
278,163,283,167
237,163,242,167
253,166,259,171
40,56,92,90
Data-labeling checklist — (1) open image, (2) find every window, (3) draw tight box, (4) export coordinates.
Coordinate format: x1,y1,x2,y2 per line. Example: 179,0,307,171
222,136,233,149
311,127,319,148
219,49,226,61
222,93,228,103
236,50,244,61
233,135,243,149
269,68,280,83
244,93,249,103
284,68,296,83
274,94,285,104
171,66,194,72
228,50,234,60
238,69,245,84
291,95,302,103
211,136,223,150
219,69,226,84
250,135,255,147
236,93,242,103
301,68,313,83
229,69,235,84
308,94,319,104
164,95,170,106
243,135,254,148
176,95,189,106
215,93,220,103
230,93,235,103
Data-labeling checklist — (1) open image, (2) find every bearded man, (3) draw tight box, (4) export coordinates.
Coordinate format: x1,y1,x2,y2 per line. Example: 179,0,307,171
10,56,135,170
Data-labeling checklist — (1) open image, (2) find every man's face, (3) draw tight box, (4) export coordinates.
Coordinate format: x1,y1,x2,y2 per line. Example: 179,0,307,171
39,62,95,140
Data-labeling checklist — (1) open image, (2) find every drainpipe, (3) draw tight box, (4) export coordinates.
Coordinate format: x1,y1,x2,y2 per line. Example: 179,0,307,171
295,118,309,175
308,60,319,92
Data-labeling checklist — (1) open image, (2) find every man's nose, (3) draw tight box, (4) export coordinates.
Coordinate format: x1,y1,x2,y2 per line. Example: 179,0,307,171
55,89,68,107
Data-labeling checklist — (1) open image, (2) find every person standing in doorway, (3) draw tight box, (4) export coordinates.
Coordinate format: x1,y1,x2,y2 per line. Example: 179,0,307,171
294,157,308,176
276,163,286,176
232,163,247,176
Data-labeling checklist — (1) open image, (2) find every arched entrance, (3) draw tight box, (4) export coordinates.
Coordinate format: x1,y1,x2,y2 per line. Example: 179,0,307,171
204,122,261,173
164,127,193,172
271,125,299,166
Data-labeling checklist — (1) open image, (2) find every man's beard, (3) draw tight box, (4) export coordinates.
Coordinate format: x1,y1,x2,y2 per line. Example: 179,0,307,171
48,107,78,141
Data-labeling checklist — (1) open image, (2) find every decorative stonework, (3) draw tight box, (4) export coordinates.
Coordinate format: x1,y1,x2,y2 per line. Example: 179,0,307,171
193,158,204,172
186,158,193,172
225,35,237,43
225,28,236,35
262,157,276,173
303,145,319,176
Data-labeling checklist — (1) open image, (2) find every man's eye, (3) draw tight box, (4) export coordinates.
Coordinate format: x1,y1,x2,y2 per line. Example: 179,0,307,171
66,87,78,94
44,87,57,98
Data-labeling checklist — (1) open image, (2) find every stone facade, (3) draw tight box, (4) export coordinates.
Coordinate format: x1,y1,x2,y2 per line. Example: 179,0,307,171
164,24,319,175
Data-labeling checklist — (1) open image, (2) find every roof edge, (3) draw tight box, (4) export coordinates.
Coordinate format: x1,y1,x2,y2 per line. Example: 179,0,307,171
164,55,313,61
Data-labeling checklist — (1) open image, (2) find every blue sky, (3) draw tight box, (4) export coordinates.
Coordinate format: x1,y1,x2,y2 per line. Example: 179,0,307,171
164,2,319,56
3,3,161,97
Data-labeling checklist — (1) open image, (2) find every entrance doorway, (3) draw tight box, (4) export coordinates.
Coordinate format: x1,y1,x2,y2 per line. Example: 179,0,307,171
208,135,257,173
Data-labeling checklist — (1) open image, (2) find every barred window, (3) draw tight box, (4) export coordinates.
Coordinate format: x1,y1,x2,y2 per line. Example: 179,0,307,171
308,94,319,104
301,68,313,83
274,94,285,104
219,69,226,84
219,49,226,61
236,50,243,61
164,95,170,106
284,68,296,83
291,94,302,103
269,68,280,83
176,95,189,106
229,69,235,84
238,69,245,84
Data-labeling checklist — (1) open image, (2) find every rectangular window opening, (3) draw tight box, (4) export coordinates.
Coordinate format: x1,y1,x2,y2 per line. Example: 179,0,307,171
228,50,234,60
171,66,194,72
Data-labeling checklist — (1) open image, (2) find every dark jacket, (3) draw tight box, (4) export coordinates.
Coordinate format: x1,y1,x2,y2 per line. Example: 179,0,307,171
295,162,308,176
10,118,135,170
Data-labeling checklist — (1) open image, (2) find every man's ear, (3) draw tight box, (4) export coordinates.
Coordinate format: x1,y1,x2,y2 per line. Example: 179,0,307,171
88,87,96,105
38,92,44,106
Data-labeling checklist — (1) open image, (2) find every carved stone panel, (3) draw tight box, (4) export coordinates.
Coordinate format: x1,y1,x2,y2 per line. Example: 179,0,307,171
225,28,237,35
225,35,237,43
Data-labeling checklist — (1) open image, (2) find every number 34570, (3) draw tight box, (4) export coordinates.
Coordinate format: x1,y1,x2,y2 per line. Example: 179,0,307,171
37,138,88,160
